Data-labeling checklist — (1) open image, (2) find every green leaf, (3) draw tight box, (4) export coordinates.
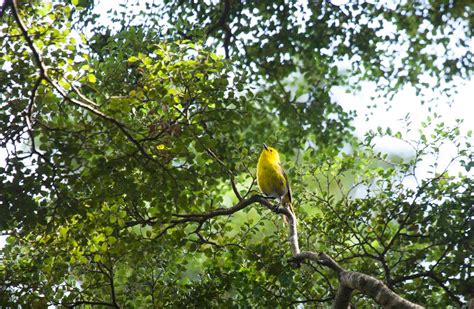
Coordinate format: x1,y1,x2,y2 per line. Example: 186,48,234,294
87,74,97,83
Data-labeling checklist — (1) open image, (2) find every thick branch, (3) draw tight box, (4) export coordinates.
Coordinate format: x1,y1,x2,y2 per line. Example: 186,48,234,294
272,204,300,255
291,252,422,308
333,284,353,309
339,271,422,309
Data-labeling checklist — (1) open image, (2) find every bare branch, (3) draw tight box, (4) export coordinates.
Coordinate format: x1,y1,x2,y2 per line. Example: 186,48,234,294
339,271,422,309
289,253,423,308
170,194,270,222
62,300,117,308
230,175,242,201
290,252,345,274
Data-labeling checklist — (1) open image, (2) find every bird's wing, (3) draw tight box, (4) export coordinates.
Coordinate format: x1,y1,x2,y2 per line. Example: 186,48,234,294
280,164,292,203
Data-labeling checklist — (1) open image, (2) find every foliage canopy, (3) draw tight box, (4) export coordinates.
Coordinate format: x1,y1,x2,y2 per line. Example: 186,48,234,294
0,0,472,307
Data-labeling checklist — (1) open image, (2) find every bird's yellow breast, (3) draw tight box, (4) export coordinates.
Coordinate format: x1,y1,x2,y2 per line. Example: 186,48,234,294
257,152,287,198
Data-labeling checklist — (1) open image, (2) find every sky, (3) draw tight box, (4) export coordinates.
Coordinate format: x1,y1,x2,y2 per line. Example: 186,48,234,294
333,78,473,153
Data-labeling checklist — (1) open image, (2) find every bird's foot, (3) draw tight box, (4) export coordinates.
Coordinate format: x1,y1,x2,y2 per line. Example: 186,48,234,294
257,195,279,212
270,203,280,212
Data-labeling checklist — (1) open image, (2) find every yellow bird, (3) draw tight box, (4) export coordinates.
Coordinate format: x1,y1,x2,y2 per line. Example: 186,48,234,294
257,144,294,222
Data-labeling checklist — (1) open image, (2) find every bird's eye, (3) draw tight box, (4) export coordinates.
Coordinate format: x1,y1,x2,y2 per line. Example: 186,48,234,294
270,150,273,152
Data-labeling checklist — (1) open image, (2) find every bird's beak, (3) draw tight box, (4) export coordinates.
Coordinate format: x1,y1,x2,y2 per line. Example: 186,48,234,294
263,143,268,150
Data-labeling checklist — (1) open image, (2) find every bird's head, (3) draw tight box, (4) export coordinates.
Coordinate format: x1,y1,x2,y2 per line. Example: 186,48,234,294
260,143,280,162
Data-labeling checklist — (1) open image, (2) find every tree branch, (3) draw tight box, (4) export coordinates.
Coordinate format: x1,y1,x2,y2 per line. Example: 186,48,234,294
333,284,353,309
62,300,117,308
206,0,233,57
290,252,344,274
339,271,422,309
290,251,422,308
170,194,269,222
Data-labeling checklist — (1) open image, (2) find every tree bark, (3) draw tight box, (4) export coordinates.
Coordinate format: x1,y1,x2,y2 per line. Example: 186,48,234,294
339,271,423,309
333,284,353,309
